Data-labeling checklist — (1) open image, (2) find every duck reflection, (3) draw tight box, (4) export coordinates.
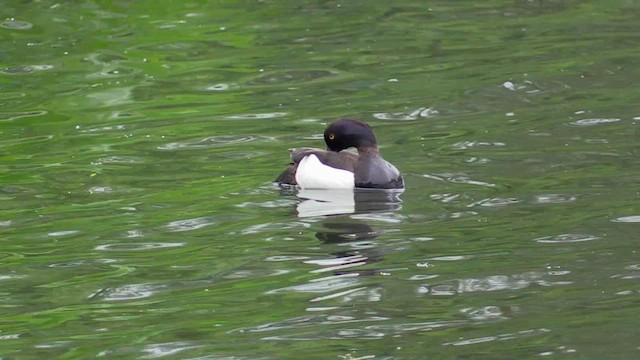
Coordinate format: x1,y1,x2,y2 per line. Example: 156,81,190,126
308,219,387,277
293,188,403,217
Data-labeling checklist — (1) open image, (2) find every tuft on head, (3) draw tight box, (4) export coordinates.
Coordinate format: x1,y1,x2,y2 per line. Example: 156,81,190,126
324,119,377,151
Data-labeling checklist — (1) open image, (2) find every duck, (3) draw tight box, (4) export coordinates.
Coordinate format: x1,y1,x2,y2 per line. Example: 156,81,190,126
275,119,404,189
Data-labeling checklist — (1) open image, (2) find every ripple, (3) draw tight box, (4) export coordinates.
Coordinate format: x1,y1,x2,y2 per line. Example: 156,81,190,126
88,186,113,194
266,275,359,295
369,320,467,333
91,156,144,164
443,328,551,346
0,92,26,100
201,83,230,91
157,135,257,150
86,66,140,79
612,215,640,223
534,234,600,243
94,242,185,251
0,110,48,121
79,124,126,133
88,283,165,301
410,274,439,281
224,112,287,120
450,141,505,150
1,65,54,74
423,272,558,295
240,221,309,235
265,255,310,262
164,218,215,232
569,118,620,126
48,230,80,238
231,313,387,337
141,342,201,359
461,306,505,321
0,19,33,30
247,69,337,85
48,259,116,268
468,197,520,207
450,177,496,188
373,107,438,120
431,255,470,262
534,194,577,204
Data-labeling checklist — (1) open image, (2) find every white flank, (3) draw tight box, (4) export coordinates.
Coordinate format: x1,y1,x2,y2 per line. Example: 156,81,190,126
295,154,355,189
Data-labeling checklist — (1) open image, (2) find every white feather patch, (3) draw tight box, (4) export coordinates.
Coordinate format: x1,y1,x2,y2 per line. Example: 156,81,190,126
295,154,355,189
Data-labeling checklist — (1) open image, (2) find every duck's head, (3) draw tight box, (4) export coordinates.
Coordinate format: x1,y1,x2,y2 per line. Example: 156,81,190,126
324,119,378,152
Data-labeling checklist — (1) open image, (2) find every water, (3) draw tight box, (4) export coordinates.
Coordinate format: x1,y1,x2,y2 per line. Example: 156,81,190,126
1,1,638,358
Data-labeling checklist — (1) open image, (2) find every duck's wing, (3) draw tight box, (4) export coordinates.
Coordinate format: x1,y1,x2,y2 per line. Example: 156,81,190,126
275,148,359,185
292,148,358,172
354,154,404,189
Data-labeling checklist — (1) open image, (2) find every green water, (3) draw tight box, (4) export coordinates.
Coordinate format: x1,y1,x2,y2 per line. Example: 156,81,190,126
1,0,639,358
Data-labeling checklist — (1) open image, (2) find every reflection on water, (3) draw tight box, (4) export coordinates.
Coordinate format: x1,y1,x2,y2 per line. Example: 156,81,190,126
293,188,403,217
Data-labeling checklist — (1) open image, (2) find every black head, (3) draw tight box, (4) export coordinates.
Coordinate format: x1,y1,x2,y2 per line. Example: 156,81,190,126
323,119,377,152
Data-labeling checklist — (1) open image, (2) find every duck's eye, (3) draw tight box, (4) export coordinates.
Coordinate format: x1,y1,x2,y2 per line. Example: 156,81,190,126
328,133,335,140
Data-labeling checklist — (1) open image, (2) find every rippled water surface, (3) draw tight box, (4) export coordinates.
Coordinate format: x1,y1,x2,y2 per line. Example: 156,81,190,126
1,1,639,358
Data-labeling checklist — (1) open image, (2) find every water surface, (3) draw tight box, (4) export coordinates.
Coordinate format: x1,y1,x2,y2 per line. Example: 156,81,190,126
1,1,639,358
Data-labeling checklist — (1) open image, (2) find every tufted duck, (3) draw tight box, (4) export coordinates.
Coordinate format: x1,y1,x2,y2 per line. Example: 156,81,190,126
275,119,404,189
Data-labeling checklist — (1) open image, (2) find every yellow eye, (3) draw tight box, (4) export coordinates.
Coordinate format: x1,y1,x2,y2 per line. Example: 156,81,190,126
329,134,335,140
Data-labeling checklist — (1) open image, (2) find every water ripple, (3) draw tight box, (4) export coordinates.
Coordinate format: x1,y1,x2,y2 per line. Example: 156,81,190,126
450,141,505,150
373,107,438,120
224,112,287,120
1,64,54,74
88,186,114,194
94,242,185,251
0,110,48,121
247,69,337,85
461,306,505,321
369,320,467,333
534,194,577,204
265,275,359,295
240,222,309,235
157,135,258,150
1,19,33,30
265,255,310,262
48,230,80,238
443,328,551,346
423,173,496,188
534,234,600,243
612,215,640,223
141,342,201,359
569,118,620,126
230,313,387,334
88,283,166,301
164,217,215,232
92,156,144,164
468,197,520,207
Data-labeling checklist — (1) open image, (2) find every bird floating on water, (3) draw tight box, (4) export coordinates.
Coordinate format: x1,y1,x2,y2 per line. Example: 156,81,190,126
275,119,404,189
